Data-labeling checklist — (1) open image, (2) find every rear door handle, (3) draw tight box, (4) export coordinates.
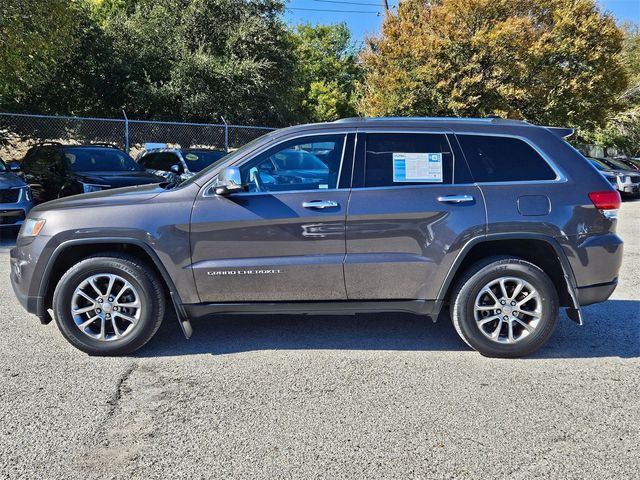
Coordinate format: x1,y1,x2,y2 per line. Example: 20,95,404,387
437,194,475,204
302,200,339,209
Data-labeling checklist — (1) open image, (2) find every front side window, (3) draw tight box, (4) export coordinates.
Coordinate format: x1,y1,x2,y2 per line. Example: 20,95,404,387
239,135,345,193
364,133,453,187
457,135,557,182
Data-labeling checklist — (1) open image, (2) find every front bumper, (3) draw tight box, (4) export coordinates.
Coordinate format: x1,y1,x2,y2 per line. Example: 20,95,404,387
619,184,640,194
0,198,32,228
10,234,51,318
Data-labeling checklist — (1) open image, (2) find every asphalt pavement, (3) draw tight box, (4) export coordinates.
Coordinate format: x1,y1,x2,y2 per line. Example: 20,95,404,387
0,201,638,479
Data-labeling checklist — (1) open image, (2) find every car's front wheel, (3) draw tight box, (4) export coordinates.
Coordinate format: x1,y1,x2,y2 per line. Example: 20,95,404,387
450,257,558,358
52,254,165,355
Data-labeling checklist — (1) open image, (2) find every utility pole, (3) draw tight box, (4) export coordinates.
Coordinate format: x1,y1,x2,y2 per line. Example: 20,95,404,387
381,0,389,12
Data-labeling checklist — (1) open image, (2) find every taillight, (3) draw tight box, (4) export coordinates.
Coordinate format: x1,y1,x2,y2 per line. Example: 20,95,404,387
589,191,620,219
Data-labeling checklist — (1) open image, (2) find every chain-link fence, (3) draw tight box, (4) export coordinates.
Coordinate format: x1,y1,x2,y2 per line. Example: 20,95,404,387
0,112,276,162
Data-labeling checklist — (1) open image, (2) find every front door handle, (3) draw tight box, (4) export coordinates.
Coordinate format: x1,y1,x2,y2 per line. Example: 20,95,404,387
302,200,339,209
437,194,474,204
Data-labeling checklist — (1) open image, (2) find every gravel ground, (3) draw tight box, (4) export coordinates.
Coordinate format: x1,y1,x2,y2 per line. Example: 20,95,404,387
0,201,638,480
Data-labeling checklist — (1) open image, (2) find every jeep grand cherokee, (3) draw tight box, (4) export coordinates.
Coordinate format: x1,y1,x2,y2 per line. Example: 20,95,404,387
10,117,623,357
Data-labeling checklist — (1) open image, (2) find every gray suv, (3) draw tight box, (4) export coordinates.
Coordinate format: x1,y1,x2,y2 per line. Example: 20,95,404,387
10,118,623,357
0,159,33,229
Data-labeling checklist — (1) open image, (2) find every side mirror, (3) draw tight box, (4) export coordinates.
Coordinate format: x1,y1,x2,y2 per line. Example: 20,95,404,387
170,164,182,174
214,166,245,195
7,162,21,172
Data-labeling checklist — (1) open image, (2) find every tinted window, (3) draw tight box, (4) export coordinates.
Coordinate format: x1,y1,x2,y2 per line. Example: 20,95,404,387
64,147,142,172
145,152,180,171
0,160,6,172
182,150,226,172
457,135,556,182
364,133,453,187
22,147,55,174
240,135,344,192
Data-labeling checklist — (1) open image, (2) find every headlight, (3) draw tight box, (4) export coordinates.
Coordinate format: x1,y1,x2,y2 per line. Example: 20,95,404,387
20,218,46,237
21,186,32,202
82,183,109,193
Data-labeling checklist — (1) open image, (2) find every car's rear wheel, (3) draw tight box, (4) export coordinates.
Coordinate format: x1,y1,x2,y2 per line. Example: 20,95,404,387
52,254,165,355
450,257,558,358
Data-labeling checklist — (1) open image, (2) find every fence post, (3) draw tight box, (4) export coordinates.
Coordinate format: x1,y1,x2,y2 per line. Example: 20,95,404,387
122,110,129,152
221,116,229,152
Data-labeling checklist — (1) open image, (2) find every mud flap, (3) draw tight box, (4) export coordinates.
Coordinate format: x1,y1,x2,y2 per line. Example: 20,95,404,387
563,273,583,325
170,292,193,339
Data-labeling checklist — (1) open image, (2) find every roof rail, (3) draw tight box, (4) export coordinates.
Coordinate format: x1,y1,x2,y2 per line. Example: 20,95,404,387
333,116,530,125
85,142,120,148
31,141,63,147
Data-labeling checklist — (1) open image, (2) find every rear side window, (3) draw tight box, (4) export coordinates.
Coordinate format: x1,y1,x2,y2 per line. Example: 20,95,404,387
457,135,557,182
364,133,453,187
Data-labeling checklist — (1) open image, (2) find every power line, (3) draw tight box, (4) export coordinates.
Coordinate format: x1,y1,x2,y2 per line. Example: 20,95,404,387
287,7,382,14
312,0,386,6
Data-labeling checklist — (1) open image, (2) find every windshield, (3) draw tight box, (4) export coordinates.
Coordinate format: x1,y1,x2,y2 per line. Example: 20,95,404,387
180,132,274,187
64,147,143,172
182,149,227,172
602,157,632,170
589,159,607,171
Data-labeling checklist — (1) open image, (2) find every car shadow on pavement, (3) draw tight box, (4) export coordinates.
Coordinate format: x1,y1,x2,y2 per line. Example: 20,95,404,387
137,299,639,359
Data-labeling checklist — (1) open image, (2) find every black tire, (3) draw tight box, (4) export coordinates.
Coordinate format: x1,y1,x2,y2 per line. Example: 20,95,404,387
52,254,165,356
450,256,558,358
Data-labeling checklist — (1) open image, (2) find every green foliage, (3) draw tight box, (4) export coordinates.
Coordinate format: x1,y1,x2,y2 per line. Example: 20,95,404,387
292,23,363,122
0,0,80,108
1,0,298,126
583,23,640,156
358,0,628,132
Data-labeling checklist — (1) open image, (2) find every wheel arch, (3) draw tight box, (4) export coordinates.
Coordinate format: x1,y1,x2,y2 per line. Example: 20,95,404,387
439,234,581,322
38,238,192,336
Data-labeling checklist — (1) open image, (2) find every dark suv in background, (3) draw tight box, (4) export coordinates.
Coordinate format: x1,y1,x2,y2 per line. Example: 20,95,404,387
18,143,164,203
10,117,623,357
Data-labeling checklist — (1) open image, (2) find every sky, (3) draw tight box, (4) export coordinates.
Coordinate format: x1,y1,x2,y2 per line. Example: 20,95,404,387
284,0,640,44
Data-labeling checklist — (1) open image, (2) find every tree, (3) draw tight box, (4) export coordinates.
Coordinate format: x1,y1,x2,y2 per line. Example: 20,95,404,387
292,23,362,122
100,0,298,125
358,0,628,131
0,0,80,109
3,0,299,126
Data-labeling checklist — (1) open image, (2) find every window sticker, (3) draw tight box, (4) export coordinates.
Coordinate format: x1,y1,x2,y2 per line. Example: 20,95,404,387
185,153,199,161
392,152,443,182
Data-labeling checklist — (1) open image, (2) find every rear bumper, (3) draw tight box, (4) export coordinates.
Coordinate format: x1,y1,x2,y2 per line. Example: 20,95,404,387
577,279,618,306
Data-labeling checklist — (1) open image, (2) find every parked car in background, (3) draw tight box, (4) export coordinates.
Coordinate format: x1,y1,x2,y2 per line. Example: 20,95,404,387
611,156,640,172
0,159,33,229
136,147,227,182
18,143,165,204
588,158,619,187
587,156,640,196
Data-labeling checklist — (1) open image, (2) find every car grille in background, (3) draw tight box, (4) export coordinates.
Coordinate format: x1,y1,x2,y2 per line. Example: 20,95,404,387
0,210,25,225
0,189,20,203
629,176,640,184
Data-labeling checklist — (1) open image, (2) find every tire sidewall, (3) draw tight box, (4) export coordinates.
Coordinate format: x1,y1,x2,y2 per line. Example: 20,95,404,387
54,258,160,355
455,261,558,357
